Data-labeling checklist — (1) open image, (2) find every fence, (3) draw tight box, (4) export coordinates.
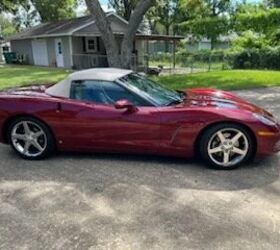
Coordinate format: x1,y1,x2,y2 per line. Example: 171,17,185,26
145,52,232,75
72,52,233,75
73,53,229,74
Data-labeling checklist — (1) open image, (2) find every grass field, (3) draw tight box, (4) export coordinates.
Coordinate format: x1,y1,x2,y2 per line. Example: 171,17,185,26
155,70,280,90
0,65,70,90
1,65,280,91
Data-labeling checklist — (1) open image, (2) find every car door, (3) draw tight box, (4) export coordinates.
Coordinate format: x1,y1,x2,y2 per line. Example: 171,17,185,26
57,80,161,154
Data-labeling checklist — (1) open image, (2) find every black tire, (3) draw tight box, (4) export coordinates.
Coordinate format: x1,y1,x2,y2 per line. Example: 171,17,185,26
199,123,255,170
7,116,56,160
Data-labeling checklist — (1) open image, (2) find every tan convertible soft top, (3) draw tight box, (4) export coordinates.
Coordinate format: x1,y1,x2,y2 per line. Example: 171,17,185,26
46,68,132,98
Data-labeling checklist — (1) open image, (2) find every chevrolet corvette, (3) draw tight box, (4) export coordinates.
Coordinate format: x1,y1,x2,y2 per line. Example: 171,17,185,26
0,68,279,169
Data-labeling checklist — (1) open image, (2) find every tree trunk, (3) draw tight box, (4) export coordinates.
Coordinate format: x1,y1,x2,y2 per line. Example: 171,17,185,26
120,0,155,69
85,0,120,67
86,0,155,69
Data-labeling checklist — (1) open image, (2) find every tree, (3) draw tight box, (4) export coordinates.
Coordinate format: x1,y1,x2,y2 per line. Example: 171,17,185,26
0,0,26,13
85,0,155,68
234,4,280,46
108,0,138,21
0,14,17,37
31,0,77,22
14,1,40,30
267,0,280,8
178,0,232,49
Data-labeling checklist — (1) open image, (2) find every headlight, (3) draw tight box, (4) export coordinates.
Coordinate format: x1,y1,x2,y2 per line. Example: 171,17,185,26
253,113,277,126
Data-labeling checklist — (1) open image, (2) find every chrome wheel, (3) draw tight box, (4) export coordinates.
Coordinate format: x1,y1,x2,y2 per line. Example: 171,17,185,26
11,121,47,157
207,128,249,167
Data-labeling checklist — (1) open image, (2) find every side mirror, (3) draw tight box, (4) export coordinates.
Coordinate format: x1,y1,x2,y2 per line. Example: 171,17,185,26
114,99,138,113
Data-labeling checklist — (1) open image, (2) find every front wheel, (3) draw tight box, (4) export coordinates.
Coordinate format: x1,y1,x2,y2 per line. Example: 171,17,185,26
8,117,55,160
199,123,255,169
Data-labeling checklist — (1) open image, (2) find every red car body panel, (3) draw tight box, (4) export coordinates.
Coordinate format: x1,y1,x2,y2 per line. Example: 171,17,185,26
0,85,280,158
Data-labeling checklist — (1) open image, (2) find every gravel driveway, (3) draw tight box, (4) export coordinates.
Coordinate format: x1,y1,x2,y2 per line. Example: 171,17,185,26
1,87,280,250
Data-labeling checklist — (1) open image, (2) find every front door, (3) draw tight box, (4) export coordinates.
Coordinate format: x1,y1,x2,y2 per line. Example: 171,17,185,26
57,80,161,153
55,38,64,67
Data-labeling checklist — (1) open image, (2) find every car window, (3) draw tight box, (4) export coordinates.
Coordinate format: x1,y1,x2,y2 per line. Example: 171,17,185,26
70,80,149,106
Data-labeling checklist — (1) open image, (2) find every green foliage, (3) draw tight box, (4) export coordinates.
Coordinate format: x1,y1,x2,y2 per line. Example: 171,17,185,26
31,0,77,22
230,47,280,70
0,14,17,37
179,16,230,43
0,0,25,13
178,0,232,48
231,31,269,50
236,8,280,34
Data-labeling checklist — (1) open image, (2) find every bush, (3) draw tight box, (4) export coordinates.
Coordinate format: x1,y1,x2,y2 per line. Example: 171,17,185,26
230,47,280,70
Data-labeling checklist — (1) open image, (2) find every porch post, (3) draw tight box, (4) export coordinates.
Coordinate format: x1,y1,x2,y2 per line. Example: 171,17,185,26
146,38,149,73
69,36,73,68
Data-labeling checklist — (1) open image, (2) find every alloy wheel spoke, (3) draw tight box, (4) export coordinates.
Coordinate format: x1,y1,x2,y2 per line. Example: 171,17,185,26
31,141,44,152
231,132,243,144
12,133,26,141
232,147,246,155
23,122,31,134
223,151,230,164
34,131,44,138
217,131,226,143
209,146,222,154
23,141,31,154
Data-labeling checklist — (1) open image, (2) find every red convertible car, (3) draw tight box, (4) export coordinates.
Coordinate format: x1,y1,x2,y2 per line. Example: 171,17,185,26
0,68,279,169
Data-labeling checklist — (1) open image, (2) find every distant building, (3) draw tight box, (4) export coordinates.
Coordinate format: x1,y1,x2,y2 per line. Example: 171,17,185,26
0,40,11,63
7,12,182,69
185,35,236,52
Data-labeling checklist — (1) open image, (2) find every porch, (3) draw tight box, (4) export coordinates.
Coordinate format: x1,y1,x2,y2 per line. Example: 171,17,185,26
70,34,183,71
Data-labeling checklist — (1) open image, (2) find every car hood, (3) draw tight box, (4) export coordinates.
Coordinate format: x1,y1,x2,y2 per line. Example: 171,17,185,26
182,88,267,114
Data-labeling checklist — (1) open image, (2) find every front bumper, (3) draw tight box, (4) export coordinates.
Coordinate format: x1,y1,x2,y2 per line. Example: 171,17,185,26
256,127,280,156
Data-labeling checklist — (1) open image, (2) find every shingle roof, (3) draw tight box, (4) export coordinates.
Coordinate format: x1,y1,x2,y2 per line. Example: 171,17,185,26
8,12,129,40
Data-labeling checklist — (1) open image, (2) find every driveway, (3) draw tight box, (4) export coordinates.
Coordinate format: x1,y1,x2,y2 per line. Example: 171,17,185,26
1,87,280,250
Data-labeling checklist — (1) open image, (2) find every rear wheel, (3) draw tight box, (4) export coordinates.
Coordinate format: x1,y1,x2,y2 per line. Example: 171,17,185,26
199,123,255,169
8,117,55,160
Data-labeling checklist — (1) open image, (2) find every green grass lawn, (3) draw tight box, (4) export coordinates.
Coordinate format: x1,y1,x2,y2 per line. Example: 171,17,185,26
0,65,70,90
155,70,280,90
1,65,280,91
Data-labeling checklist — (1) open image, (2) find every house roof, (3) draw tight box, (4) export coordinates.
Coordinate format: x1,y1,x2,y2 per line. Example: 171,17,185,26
46,68,133,98
8,12,131,41
9,12,184,42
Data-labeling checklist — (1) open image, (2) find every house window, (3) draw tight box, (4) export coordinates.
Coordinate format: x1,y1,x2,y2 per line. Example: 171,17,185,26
86,37,98,53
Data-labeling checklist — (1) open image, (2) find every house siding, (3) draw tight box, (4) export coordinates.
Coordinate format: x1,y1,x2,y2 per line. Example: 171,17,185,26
46,38,56,67
10,39,34,64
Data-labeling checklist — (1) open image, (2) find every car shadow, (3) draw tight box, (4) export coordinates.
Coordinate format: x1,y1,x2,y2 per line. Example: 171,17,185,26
1,146,279,192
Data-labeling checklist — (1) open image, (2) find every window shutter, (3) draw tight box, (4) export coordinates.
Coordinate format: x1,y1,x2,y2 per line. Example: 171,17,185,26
97,37,100,52
82,37,86,52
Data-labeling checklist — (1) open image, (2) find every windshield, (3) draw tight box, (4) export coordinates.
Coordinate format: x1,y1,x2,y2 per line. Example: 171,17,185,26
118,73,184,106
